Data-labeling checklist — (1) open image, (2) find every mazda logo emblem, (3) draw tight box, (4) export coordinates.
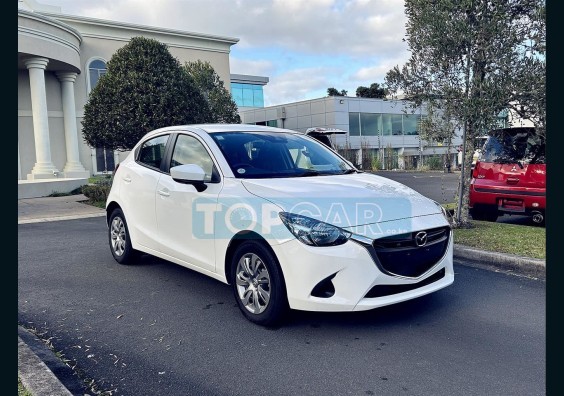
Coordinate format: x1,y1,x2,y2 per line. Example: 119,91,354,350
415,231,428,247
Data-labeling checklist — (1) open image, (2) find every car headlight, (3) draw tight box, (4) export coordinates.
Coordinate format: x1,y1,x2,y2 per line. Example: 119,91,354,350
434,201,451,223
279,212,352,246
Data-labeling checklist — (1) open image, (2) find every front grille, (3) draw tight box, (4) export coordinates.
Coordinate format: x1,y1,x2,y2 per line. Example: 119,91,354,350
365,268,446,298
372,226,450,277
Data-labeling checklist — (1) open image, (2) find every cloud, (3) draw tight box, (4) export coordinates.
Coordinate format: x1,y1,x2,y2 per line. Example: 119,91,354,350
54,0,407,56
230,58,274,77
263,67,337,105
50,0,411,104
351,53,410,82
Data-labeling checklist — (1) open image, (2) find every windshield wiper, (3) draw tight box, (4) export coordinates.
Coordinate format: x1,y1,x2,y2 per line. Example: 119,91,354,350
297,170,321,177
341,169,358,174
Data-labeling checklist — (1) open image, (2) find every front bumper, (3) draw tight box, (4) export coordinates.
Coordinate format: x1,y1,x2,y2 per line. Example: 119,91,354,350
271,228,454,312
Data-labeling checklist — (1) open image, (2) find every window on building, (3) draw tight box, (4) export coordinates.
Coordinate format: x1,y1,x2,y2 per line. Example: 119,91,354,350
253,86,265,107
231,83,244,106
381,114,393,135
231,83,265,107
349,112,360,136
95,148,114,173
88,59,107,92
254,120,278,127
88,59,112,172
360,113,381,136
391,114,403,135
242,87,254,107
403,114,420,135
350,112,424,137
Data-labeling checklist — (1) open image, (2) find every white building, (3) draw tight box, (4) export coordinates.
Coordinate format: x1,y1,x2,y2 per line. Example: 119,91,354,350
240,96,463,170
18,0,239,198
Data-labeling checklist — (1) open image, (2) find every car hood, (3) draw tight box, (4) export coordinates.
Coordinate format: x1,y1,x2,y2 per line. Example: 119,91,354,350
241,173,441,228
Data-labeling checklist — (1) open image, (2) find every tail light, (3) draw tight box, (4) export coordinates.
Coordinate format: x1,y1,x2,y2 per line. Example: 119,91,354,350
472,161,479,178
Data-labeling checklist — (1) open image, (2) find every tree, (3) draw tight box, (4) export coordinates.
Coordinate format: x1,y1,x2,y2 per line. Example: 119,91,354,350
418,102,458,172
82,37,211,151
385,0,545,225
327,87,348,96
356,83,388,99
184,60,241,123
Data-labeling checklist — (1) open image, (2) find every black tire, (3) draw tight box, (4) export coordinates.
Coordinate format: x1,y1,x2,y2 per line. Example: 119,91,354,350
230,241,289,326
470,207,498,222
108,208,138,264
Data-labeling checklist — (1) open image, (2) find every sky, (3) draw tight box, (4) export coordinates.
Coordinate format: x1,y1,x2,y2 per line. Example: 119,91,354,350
47,0,411,106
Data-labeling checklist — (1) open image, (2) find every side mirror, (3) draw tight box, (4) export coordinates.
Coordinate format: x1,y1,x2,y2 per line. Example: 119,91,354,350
170,164,207,192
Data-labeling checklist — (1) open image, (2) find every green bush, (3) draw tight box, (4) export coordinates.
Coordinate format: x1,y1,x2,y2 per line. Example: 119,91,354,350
371,156,382,171
425,155,443,170
82,177,113,203
82,184,110,203
82,37,211,151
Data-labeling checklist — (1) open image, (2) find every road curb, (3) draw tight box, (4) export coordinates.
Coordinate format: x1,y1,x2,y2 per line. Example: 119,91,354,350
18,212,105,224
453,244,545,279
18,326,87,396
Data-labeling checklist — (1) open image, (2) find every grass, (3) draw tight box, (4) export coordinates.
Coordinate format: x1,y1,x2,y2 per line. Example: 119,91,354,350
442,202,457,212
86,200,106,209
88,175,112,184
453,220,545,259
18,378,32,396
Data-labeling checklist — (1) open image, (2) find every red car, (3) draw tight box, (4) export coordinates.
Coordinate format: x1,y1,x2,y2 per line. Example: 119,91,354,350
469,127,546,224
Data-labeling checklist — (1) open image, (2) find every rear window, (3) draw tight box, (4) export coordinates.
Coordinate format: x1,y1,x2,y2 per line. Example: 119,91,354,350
480,128,545,165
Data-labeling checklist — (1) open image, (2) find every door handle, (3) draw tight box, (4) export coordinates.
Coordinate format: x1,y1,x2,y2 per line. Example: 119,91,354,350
158,189,170,197
123,176,132,183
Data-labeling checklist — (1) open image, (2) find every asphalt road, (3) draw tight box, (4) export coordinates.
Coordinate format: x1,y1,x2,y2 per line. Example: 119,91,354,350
374,171,536,226
18,218,545,396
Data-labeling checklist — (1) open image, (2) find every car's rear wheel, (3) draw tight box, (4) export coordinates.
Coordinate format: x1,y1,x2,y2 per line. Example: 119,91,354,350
470,207,498,222
109,208,137,264
231,241,289,326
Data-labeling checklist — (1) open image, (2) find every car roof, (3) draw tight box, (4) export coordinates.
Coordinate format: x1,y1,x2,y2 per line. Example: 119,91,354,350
144,124,300,138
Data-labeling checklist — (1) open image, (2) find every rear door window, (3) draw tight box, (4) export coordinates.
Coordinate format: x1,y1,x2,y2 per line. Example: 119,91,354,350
137,135,170,170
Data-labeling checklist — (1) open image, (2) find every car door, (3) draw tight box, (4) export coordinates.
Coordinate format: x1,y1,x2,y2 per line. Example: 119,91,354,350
119,133,170,251
155,133,223,272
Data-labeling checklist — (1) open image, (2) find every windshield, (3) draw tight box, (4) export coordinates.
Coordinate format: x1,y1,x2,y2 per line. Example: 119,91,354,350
480,128,545,165
210,132,354,179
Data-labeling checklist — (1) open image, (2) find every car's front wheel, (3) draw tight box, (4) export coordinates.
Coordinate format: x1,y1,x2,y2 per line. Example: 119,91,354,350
231,241,289,326
108,208,138,264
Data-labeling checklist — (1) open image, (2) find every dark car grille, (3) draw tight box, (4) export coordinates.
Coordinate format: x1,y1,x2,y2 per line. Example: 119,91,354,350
372,226,450,278
365,268,446,298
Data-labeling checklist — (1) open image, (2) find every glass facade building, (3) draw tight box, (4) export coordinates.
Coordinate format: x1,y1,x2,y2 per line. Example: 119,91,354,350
230,74,269,110
231,83,265,108
348,112,422,136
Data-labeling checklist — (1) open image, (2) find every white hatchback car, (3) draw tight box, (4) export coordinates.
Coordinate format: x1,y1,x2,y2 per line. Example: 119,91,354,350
106,124,454,325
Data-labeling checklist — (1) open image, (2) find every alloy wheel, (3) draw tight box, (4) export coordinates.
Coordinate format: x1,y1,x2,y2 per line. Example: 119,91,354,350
110,216,126,257
235,253,271,314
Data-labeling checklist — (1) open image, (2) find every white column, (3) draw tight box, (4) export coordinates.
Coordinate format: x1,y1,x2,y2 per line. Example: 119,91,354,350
24,57,60,179
56,72,89,178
